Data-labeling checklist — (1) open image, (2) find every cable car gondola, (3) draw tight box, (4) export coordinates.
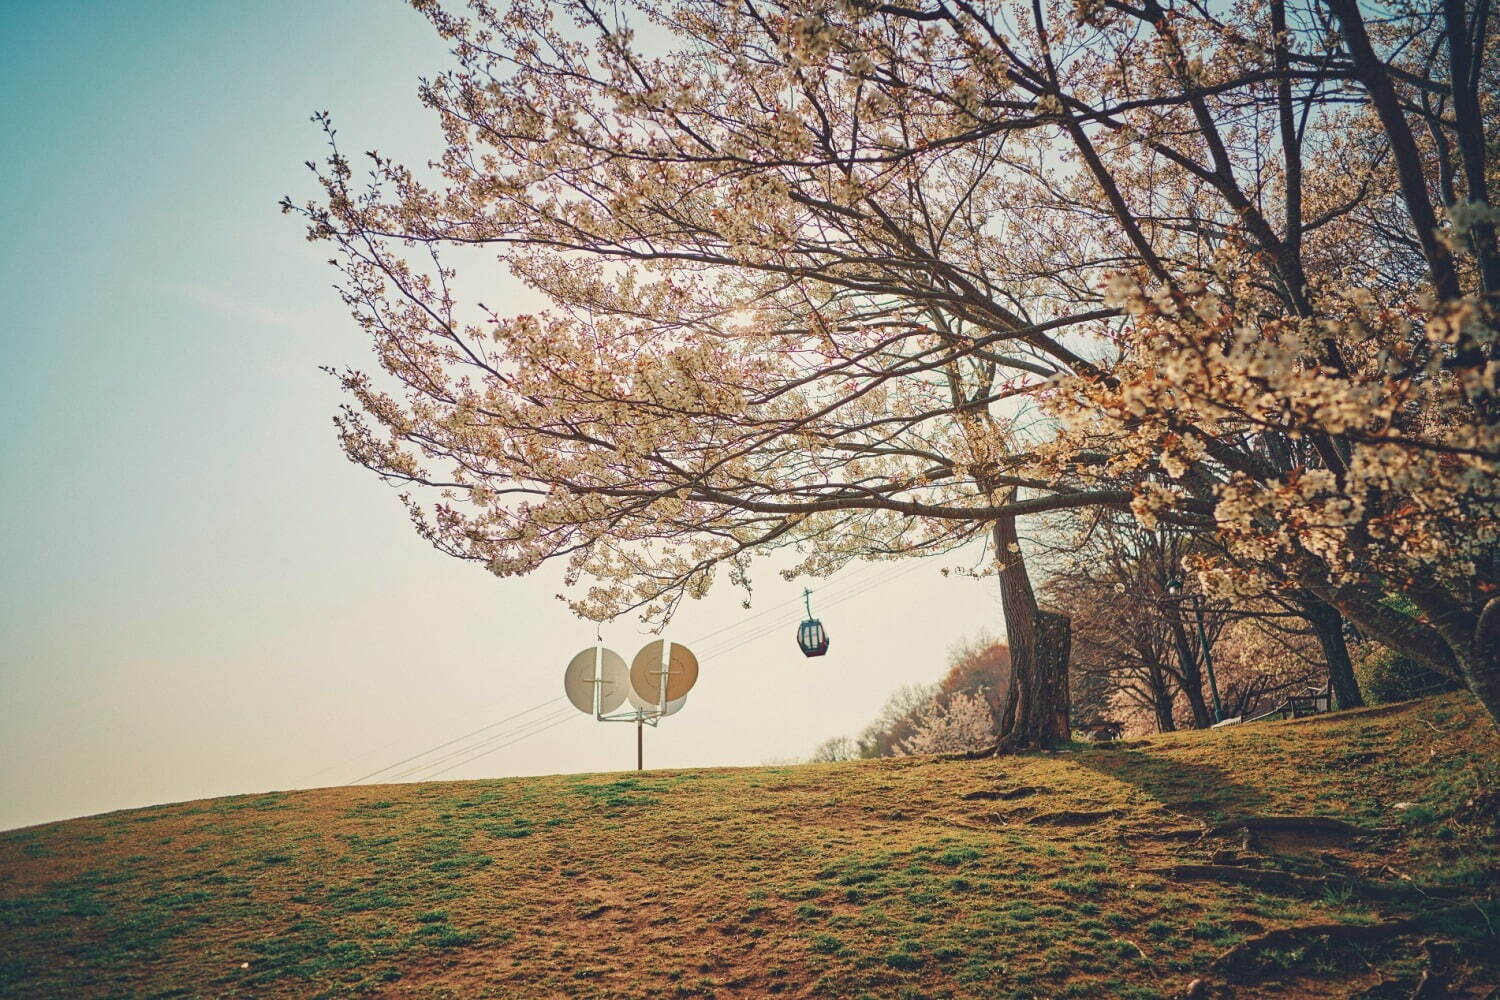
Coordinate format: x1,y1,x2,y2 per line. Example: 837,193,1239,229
796,588,830,657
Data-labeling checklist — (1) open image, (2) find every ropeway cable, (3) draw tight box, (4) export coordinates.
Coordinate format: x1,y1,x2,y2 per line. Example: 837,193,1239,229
309,696,547,785
341,556,950,786
344,696,566,785
695,556,939,659
676,559,891,648
682,559,910,658
379,706,578,783
415,712,582,781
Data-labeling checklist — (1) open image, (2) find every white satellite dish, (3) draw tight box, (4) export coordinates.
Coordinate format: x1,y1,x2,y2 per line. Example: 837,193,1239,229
625,676,652,711
629,640,699,706
597,649,630,712
566,638,700,771
563,646,629,714
627,685,688,714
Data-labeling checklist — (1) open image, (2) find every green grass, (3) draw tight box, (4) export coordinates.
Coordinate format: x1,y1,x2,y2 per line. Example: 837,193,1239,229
1,695,1496,998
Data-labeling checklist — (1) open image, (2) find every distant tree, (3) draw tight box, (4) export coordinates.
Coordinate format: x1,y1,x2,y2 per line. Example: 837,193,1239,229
935,634,1011,722
856,683,937,759
853,634,1011,754
1043,518,1228,730
1207,616,1324,720
809,735,859,763
897,690,996,756
1044,513,1345,732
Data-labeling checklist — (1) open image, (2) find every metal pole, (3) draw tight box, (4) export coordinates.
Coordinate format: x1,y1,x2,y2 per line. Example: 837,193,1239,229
592,645,602,718
1196,602,1224,722
636,715,643,771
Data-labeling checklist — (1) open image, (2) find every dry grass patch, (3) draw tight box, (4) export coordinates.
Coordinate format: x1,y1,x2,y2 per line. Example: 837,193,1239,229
2,695,1496,998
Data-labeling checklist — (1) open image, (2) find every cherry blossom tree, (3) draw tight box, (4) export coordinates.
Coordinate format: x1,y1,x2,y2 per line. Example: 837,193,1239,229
290,0,1499,734
896,689,997,754
856,682,938,757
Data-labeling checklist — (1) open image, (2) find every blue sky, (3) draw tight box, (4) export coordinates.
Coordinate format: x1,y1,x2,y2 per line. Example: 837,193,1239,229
0,1,1004,831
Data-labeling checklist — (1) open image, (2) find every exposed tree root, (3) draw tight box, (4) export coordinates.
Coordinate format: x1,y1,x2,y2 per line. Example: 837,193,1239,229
999,785,1044,799
1206,908,1465,978
960,785,1044,801
1410,939,1456,999
1027,808,1120,826
1182,914,1496,999
1148,864,1469,901
1201,815,1399,840
940,742,999,761
930,815,1004,832
1129,827,1207,843
1351,979,1410,1000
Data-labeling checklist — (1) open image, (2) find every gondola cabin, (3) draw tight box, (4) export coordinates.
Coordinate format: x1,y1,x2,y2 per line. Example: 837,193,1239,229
796,589,830,657
797,618,829,657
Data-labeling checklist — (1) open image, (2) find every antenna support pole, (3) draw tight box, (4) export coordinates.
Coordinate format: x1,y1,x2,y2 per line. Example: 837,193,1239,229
566,639,699,771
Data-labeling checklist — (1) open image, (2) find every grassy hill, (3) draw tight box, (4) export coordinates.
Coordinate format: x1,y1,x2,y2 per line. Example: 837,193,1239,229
2,696,1497,1000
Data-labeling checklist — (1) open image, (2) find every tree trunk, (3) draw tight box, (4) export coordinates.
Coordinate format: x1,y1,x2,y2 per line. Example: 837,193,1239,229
1300,596,1363,710
1034,611,1072,740
1146,657,1177,733
993,516,1072,749
1166,613,1213,728
1469,597,1500,725
1133,632,1176,732
993,516,1036,743
1306,574,1500,728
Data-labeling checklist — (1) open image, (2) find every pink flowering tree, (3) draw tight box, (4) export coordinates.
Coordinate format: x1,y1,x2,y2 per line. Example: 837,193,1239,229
290,0,1499,731
896,689,997,755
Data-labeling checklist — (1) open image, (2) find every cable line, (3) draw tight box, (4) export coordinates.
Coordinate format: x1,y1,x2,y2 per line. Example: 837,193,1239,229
696,557,937,659
421,713,581,780
684,561,895,657
382,706,577,783
679,560,889,647
409,710,578,780
338,556,947,787
307,698,526,786
345,695,566,785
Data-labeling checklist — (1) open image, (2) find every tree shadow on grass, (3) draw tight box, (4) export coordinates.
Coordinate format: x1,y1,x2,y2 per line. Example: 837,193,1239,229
1071,750,1269,825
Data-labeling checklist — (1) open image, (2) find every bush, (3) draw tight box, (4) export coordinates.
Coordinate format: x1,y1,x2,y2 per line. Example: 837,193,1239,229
1353,645,1460,704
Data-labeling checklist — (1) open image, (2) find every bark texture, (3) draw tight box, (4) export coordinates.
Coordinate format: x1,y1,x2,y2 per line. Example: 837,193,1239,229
1301,596,1364,710
1166,610,1213,728
993,517,1073,749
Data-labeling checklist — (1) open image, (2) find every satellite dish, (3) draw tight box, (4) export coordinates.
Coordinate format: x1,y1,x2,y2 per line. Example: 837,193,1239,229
626,684,690,714
563,646,629,714
629,640,699,705
597,649,629,712
625,676,653,711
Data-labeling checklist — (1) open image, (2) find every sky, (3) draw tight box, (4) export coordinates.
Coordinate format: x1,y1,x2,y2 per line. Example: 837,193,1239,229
0,0,1007,832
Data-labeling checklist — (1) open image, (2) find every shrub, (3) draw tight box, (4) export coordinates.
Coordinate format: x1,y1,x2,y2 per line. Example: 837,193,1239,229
1353,645,1460,704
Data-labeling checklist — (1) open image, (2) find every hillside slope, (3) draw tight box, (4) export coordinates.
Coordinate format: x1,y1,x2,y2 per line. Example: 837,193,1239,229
2,696,1497,999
